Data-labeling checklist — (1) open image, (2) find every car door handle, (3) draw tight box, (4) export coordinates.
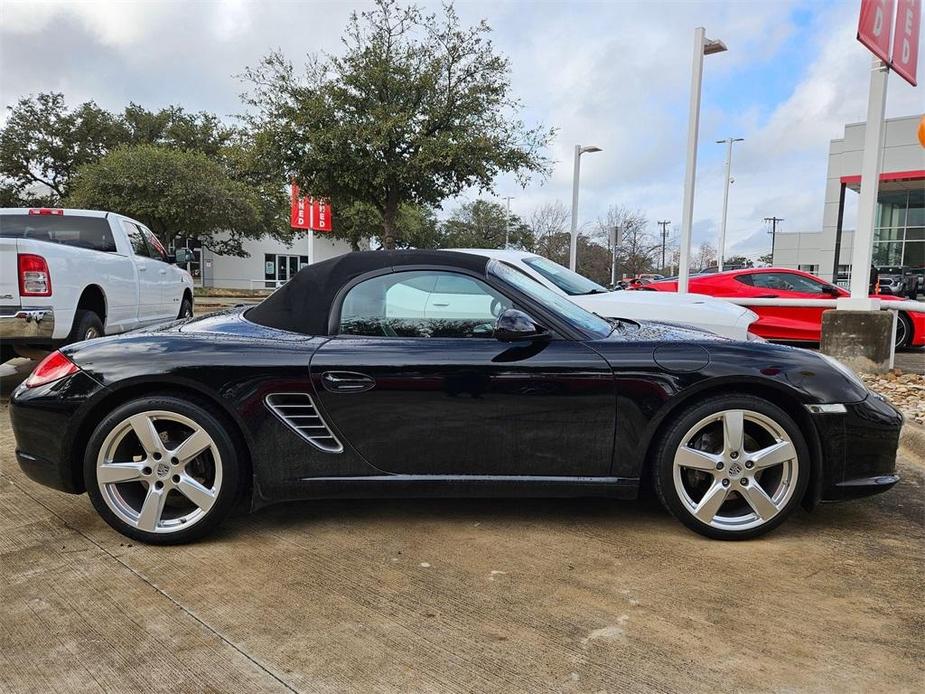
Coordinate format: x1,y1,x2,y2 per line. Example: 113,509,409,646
432,302,450,307
159,268,167,275
321,371,376,393
138,265,147,271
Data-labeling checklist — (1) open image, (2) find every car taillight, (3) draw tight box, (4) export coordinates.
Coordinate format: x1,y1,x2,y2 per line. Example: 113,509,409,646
18,254,52,296
28,208,64,216
24,351,79,388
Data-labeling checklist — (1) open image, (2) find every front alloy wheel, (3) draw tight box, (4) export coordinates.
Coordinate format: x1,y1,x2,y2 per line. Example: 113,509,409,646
655,396,809,540
85,395,240,544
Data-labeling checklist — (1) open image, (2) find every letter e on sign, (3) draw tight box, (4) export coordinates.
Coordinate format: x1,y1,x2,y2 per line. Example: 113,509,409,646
891,0,921,85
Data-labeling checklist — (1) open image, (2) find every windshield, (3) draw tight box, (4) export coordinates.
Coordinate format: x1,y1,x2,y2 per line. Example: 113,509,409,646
488,259,613,339
522,255,609,295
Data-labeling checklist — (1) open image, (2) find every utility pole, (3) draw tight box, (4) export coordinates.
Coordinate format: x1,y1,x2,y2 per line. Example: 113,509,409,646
657,220,671,273
764,216,784,260
610,225,620,286
716,137,744,271
503,196,514,249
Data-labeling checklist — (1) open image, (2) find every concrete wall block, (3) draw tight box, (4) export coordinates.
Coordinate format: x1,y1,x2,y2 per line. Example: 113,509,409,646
820,310,895,374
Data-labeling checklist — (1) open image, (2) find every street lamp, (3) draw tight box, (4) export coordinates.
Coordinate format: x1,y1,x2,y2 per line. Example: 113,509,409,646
569,144,602,271
716,137,744,271
677,27,727,293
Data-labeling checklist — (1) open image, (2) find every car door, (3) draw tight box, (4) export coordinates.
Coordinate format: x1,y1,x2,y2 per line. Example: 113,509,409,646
737,271,829,341
140,226,181,318
121,221,164,324
309,269,616,477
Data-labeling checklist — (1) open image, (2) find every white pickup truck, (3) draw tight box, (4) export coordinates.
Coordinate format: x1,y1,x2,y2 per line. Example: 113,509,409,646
0,208,194,362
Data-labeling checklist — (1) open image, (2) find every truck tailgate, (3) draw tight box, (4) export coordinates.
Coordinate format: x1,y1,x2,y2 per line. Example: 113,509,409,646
0,238,19,308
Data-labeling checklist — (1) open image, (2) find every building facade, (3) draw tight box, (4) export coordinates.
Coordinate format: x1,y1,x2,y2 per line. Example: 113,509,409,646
176,232,355,290
773,114,924,285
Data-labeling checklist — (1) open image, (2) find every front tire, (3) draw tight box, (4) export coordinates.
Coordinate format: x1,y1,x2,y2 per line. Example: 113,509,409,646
84,395,240,544
653,395,809,540
178,295,193,319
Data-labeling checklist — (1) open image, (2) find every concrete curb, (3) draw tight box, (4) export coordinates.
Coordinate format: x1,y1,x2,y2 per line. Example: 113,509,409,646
899,422,925,462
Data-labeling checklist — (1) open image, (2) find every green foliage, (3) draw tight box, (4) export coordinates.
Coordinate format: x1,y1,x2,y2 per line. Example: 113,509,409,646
439,199,531,250
333,201,441,251
724,254,754,268
67,145,273,256
242,0,553,248
1,92,291,252
0,93,124,202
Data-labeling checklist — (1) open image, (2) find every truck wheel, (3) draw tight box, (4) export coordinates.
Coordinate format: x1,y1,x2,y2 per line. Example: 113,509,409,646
69,309,104,344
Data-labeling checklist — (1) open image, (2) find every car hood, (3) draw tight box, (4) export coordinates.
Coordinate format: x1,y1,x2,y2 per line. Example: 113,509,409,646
571,290,756,339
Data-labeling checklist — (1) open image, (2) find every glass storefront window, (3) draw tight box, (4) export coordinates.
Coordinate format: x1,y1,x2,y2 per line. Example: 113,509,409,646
873,186,925,268
872,242,903,266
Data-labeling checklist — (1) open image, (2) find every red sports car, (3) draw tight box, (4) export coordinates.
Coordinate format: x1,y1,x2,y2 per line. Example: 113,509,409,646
640,268,924,349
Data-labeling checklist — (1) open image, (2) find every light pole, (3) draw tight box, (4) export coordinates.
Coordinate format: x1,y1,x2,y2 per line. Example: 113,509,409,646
716,137,743,271
678,27,727,293
503,195,514,248
657,220,671,272
610,224,620,286
569,144,602,271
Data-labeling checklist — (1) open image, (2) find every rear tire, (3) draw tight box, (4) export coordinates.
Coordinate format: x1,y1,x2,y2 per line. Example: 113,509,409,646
895,312,912,349
653,395,809,540
68,309,104,344
84,395,241,544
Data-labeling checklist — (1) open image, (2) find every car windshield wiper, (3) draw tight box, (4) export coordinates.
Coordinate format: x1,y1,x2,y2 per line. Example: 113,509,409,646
576,288,609,295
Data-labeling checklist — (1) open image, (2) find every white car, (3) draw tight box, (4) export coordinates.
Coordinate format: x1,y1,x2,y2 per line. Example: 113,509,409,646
454,249,758,340
0,208,194,361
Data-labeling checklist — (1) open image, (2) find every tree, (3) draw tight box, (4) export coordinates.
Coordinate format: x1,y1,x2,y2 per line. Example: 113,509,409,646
333,201,440,250
529,201,569,259
594,205,656,278
67,145,285,255
694,242,717,271
0,93,124,204
242,0,553,249
439,199,531,249
758,252,773,266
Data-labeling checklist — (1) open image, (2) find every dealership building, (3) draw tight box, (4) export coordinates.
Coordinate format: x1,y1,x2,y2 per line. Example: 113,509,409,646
177,231,354,290
772,114,924,285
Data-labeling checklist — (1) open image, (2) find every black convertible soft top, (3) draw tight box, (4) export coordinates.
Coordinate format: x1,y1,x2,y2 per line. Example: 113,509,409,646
245,250,489,336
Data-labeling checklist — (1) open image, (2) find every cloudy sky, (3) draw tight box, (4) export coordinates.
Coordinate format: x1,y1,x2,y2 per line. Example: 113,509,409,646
2,0,923,258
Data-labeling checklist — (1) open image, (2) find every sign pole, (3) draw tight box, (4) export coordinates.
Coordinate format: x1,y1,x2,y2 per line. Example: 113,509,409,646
842,56,889,309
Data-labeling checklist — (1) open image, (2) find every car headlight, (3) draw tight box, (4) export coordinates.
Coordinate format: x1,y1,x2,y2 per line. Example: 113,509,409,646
818,353,867,392
746,330,766,342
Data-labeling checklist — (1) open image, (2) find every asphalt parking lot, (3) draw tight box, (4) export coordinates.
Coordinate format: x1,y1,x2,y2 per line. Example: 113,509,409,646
1,362,923,693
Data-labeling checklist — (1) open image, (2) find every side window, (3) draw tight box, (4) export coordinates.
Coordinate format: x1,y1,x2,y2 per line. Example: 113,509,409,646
339,270,511,338
752,272,826,293
735,274,755,286
124,222,151,257
142,227,168,262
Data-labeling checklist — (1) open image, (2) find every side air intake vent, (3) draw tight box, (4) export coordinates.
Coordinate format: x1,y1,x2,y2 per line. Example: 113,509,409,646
265,393,343,453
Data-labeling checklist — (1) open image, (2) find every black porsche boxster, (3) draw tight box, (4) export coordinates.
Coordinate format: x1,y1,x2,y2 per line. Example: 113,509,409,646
11,250,902,543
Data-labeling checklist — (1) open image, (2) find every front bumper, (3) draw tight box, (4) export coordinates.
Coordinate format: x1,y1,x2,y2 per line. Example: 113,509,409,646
811,393,903,502
0,308,55,342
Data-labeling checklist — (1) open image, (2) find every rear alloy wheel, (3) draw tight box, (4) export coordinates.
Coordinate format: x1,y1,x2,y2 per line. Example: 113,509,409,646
654,396,809,540
894,312,912,349
85,396,240,544
178,296,193,319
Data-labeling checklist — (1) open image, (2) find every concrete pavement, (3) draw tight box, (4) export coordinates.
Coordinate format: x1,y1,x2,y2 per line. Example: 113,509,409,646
1,398,923,692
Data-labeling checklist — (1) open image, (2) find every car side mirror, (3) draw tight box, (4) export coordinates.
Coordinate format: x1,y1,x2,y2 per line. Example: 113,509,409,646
493,308,549,342
174,248,194,264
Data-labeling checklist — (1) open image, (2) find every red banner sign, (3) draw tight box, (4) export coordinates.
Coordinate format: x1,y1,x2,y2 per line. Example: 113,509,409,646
289,183,333,232
858,0,895,63
891,0,921,85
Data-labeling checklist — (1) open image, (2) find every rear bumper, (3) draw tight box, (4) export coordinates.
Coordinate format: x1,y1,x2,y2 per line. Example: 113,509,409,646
10,370,104,494
0,308,55,342
812,393,903,502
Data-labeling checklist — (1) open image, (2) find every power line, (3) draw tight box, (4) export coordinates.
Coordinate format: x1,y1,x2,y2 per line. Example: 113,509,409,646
764,216,784,259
